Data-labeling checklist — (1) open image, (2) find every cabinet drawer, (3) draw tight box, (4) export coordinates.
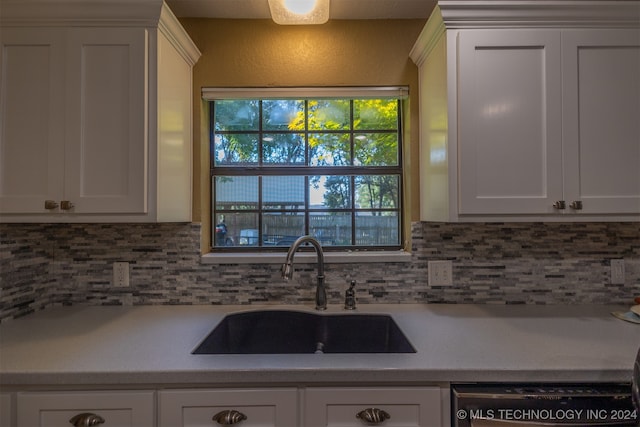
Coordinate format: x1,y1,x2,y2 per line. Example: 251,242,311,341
304,387,442,427
16,390,154,427
159,388,298,427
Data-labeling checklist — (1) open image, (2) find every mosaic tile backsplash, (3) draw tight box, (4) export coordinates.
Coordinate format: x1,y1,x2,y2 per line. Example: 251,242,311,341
1,222,639,322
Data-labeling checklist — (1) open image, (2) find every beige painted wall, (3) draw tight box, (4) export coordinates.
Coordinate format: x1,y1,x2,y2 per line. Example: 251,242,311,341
179,18,426,251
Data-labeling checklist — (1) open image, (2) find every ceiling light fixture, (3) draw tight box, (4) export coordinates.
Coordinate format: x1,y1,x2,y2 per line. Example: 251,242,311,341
267,0,330,25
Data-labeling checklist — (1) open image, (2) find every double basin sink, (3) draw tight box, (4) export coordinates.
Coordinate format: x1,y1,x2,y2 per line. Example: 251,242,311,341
193,310,416,354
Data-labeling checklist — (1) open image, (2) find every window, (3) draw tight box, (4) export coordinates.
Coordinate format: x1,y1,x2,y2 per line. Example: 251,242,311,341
207,88,406,251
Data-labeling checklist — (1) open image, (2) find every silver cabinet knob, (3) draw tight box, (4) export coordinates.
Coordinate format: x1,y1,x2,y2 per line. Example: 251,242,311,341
69,413,105,426
212,409,247,425
552,200,566,210
569,200,583,210
356,407,390,424
44,200,59,210
61,200,74,210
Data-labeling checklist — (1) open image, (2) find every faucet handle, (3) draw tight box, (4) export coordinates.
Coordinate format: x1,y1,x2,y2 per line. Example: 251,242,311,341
281,262,293,280
344,280,357,310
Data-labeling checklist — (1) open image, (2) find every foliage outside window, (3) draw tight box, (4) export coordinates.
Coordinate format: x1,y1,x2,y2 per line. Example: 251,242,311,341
210,93,403,251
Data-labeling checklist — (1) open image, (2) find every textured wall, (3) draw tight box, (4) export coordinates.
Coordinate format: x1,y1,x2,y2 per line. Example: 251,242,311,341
416,222,640,304
1,222,639,322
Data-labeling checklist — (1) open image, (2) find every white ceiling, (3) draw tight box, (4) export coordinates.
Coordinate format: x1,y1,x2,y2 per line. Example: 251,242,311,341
165,0,436,19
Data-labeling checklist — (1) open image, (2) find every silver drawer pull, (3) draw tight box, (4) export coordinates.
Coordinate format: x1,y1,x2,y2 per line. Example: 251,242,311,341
212,409,248,425
356,407,390,424
69,413,105,426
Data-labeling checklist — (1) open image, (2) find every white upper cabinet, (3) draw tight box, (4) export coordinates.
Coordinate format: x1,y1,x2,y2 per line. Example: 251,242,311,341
457,29,564,215
562,30,640,215
0,29,66,214
64,28,148,215
411,1,640,221
0,0,200,222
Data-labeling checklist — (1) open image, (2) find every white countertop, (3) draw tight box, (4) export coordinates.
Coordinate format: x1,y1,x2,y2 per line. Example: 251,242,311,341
0,304,638,387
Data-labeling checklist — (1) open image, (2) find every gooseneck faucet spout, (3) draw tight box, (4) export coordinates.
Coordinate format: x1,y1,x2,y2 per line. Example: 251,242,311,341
281,235,327,310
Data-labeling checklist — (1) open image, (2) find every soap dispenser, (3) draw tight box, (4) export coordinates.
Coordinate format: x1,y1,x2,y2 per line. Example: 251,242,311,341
344,280,356,310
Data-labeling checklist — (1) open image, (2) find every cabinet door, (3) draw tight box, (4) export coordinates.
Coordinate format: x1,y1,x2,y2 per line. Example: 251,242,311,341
158,388,298,427
16,390,154,427
562,29,640,215
304,387,442,427
0,28,66,214
64,28,148,214
457,30,564,215
1,393,13,427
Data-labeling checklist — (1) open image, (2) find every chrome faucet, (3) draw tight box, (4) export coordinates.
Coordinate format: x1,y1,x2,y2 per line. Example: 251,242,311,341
281,235,327,310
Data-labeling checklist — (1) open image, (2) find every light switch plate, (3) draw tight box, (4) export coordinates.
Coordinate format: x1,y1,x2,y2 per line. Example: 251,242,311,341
428,260,453,286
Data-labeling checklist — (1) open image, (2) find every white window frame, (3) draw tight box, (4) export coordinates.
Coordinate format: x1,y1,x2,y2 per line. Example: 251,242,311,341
202,87,412,264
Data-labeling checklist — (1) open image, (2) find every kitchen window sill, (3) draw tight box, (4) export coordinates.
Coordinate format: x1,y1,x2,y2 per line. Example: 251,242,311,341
201,250,412,265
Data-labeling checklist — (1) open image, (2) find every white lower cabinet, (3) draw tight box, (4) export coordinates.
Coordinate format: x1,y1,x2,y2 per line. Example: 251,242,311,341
11,386,445,427
304,387,443,427
16,390,155,427
158,388,299,427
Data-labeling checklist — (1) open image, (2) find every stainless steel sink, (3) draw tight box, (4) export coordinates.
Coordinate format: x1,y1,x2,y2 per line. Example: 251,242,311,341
192,310,416,354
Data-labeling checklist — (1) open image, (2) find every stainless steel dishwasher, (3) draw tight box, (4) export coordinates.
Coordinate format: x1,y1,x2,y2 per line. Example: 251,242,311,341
452,384,637,427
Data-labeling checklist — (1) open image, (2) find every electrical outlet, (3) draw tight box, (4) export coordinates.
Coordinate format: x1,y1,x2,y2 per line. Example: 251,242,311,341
611,259,625,285
113,262,130,287
428,260,453,286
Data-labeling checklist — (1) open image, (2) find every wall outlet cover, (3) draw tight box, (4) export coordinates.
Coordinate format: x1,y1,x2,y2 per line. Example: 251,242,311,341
428,260,453,286
113,262,130,287
610,259,625,285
